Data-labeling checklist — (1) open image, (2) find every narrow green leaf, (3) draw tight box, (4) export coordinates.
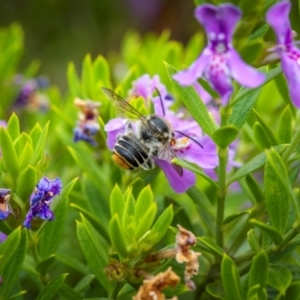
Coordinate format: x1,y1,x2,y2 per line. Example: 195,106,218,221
19,142,33,170
135,203,157,240
228,144,288,184
58,283,83,300
277,105,293,143
206,281,225,299
110,184,124,218
134,185,154,225
197,236,224,256
282,281,300,300
0,227,21,273
74,274,95,293
109,215,128,258
253,122,274,149
0,229,27,300
172,158,218,188
56,252,89,275
0,128,19,177
247,229,260,254
247,285,267,300
67,62,81,97
223,211,250,225
268,266,292,294
94,55,111,87
121,188,135,229
16,165,37,203
140,205,173,251
30,122,49,165
6,113,20,142
29,123,42,151
264,150,290,234
36,273,68,300
36,255,56,274
245,175,264,203
249,219,283,244
212,126,239,149
165,62,217,137
81,54,94,98
221,254,243,300
76,218,112,293
248,251,268,293
117,283,136,300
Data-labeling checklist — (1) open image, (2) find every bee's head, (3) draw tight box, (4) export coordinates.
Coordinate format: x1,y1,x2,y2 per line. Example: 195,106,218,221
147,115,172,142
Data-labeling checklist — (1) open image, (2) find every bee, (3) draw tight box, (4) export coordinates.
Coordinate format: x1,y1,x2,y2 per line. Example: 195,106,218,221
102,87,184,176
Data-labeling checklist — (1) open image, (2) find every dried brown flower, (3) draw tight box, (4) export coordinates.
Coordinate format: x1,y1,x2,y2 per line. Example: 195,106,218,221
175,225,201,290
74,98,101,121
133,267,179,300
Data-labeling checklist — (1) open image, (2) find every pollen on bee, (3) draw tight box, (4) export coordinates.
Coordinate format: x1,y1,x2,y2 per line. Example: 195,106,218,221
112,153,132,170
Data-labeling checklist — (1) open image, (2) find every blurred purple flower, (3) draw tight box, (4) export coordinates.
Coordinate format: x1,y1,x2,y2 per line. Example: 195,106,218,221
105,75,218,193
0,232,6,243
23,177,62,229
0,120,7,128
73,98,100,146
266,0,300,108
0,189,11,220
173,4,265,105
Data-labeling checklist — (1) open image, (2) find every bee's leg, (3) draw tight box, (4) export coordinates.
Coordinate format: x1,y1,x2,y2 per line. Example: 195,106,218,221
142,157,155,170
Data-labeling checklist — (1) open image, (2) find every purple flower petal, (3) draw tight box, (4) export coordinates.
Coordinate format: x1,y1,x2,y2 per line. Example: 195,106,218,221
228,49,266,88
173,51,209,85
104,118,125,150
281,53,300,108
176,136,218,169
155,159,196,193
266,0,292,45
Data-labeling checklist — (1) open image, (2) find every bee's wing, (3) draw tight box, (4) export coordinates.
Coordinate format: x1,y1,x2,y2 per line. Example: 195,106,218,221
102,87,144,119
158,144,183,177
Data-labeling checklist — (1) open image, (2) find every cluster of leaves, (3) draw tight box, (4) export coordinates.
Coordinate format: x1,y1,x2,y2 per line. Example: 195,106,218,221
1,0,300,299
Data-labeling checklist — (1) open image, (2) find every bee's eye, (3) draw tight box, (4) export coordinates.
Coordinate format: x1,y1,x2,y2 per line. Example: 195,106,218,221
171,132,175,137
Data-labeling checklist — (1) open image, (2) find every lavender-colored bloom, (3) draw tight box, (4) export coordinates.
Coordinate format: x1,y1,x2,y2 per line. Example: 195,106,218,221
173,4,265,106
0,232,6,243
266,0,300,108
105,75,218,193
0,189,11,220
0,120,7,128
23,177,62,229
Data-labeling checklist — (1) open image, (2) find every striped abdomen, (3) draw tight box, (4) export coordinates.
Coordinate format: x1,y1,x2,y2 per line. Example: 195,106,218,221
112,134,154,171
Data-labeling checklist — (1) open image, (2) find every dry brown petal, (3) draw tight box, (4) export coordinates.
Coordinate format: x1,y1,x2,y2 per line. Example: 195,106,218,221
175,225,197,258
133,267,179,300
74,98,100,120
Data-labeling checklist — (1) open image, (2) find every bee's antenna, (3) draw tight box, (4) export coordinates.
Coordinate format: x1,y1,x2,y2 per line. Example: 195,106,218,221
155,88,165,117
174,130,203,149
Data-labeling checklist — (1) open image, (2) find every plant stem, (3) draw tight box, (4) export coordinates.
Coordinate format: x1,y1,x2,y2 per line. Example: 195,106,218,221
216,146,228,252
28,230,40,265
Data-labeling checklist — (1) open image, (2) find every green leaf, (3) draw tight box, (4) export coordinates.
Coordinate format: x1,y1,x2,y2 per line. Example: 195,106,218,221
58,283,83,300
109,214,128,258
81,54,94,98
212,126,239,149
141,205,173,251
19,142,33,170
56,252,89,275
6,113,20,142
36,255,56,275
247,229,260,254
134,185,153,225
16,165,37,203
249,219,282,245
29,123,42,149
30,122,49,165
227,144,287,184
253,123,274,150
264,150,290,234
206,281,225,299
74,274,95,293
38,178,77,259
277,105,293,143
197,236,224,257
76,216,112,293
245,175,264,203
67,62,81,97
0,227,21,273
0,229,27,300
281,281,300,300
110,184,124,218
117,283,136,300
239,39,264,63
268,266,292,294
223,211,250,225
165,62,217,137
221,254,243,300
36,273,68,300
247,285,267,300
248,251,268,293
0,128,19,177
94,55,111,87
135,203,157,240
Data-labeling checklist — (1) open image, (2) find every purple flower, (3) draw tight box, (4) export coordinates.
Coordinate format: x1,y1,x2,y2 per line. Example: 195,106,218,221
0,120,7,128
266,0,300,108
23,177,62,229
73,98,100,146
105,75,218,193
0,189,11,220
173,4,265,105
0,232,7,243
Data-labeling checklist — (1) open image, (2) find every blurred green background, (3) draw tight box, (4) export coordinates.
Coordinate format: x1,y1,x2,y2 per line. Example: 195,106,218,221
0,0,197,91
